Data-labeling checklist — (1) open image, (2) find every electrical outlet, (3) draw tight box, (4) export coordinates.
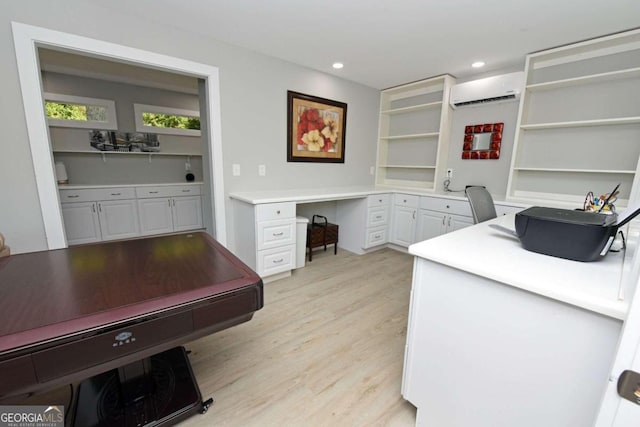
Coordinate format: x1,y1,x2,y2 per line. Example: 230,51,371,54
232,164,240,176
446,168,453,178
370,166,375,175
258,164,266,176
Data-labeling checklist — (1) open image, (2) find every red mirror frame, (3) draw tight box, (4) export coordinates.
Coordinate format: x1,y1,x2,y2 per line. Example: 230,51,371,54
461,122,503,160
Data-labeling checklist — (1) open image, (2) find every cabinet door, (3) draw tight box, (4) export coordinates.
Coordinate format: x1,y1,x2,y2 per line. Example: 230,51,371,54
446,213,474,233
390,206,416,247
172,196,203,232
97,199,140,241
416,209,446,242
137,198,174,236
61,202,101,245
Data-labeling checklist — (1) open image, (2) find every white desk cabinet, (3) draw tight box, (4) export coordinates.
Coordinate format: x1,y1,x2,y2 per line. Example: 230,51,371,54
416,196,473,241
233,200,296,280
61,201,101,245
404,215,628,426
60,184,202,245
97,199,140,241
363,194,390,249
136,185,203,236
60,187,139,245
390,194,419,247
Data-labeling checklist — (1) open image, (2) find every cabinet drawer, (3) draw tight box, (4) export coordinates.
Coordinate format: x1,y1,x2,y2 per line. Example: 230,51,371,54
32,311,193,382
257,219,295,250
394,194,419,208
364,227,387,248
256,202,295,221
420,196,472,216
60,187,134,203
257,245,295,276
136,185,201,198
495,204,524,216
368,194,390,207
367,206,389,227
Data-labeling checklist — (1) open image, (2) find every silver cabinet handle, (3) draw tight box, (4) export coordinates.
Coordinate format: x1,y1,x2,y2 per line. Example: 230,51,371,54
150,191,159,194
168,199,171,207
173,199,176,207
276,210,281,214
442,216,445,225
448,216,451,227
446,205,450,209
91,204,96,213
412,210,416,219
378,199,382,202
68,195,79,198
374,234,381,239
273,258,284,264
182,189,191,193
273,232,284,236
111,192,121,196
98,203,102,212
375,215,382,219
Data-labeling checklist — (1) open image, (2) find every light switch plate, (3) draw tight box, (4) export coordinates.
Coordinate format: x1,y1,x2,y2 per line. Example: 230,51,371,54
258,164,266,176
232,164,240,176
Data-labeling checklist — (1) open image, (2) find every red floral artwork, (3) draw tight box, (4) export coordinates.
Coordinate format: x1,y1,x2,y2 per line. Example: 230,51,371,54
287,91,347,163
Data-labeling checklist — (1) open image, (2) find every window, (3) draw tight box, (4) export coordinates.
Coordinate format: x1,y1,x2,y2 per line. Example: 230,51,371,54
134,104,201,136
43,93,118,130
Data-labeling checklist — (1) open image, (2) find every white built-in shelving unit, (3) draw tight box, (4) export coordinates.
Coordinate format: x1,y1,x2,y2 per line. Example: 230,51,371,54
507,28,640,207
376,75,455,191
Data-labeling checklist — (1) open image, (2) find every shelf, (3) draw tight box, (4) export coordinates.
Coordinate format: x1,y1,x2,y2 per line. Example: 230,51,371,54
520,117,640,130
380,132,439,140
381,101,443,115
527,67,640,92
53,149,202,156
513,167,636,174
379,165,436,169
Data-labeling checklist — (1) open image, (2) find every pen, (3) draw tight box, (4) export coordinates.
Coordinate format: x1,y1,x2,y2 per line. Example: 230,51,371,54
598,183,620,212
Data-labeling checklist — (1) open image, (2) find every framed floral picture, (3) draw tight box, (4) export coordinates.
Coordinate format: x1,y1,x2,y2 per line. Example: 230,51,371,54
287,91,347,163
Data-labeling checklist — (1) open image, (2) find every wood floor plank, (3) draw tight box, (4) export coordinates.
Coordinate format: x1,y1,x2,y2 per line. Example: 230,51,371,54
181,248,417,426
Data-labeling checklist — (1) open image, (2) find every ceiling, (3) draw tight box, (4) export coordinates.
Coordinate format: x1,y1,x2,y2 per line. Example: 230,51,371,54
91,0,640,89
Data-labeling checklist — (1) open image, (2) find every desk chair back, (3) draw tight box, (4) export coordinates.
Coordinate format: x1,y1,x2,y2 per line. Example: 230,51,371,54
465,186,497,224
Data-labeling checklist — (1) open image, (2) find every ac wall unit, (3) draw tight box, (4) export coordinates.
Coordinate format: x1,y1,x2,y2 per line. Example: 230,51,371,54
449,71,524,109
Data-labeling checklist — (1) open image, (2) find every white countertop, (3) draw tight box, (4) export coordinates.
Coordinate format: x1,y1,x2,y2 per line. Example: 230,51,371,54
409,214,633,320
58,182,203,190
229,186,530,207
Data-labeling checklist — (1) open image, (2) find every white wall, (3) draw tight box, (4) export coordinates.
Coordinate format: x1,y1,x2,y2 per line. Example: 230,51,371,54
1,1,380,253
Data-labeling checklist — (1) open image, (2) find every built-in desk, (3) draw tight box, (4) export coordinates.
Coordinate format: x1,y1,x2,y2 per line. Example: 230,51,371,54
229,187,528,281
402,214,638,426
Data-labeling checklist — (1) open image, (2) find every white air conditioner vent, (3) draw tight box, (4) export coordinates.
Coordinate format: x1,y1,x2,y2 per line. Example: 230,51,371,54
450,72,524,109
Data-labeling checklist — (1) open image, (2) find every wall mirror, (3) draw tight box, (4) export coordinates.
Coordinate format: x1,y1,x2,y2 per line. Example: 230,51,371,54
462,122,503,159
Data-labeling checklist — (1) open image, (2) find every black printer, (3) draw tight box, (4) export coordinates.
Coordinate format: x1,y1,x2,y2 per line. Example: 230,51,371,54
514,206,637,262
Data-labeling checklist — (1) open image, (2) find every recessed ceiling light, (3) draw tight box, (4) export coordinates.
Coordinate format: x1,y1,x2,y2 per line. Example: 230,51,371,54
332,62,344,69
472,61,486,68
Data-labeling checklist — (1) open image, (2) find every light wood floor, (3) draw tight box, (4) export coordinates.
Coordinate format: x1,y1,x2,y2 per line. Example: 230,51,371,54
182,247,417,426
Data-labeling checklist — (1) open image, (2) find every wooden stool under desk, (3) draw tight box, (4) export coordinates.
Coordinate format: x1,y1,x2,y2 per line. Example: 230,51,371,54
306,215,339,262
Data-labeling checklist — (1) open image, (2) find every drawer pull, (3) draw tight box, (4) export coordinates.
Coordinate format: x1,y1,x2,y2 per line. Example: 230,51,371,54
403,199,407,203
272,258,284,264
374,234,381,239
272,232,284,237
149,191,159,194
446,205,450,209
375,215,382,219
276,210,281,215
67,195,79,198
111,192,121,196
182,189,191,193
379,199,382,202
